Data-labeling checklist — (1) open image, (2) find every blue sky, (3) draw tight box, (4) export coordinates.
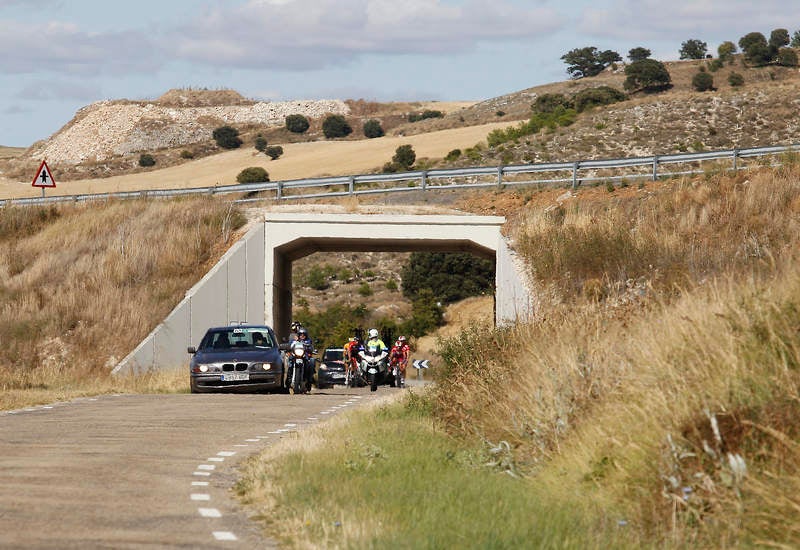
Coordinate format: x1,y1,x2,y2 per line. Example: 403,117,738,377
1,0,799,146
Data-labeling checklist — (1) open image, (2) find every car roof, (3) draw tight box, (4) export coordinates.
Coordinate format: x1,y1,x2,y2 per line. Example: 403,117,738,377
207,325,273,331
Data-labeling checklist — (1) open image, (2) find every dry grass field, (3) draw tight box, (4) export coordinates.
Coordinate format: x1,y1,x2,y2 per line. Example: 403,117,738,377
0,120,516,199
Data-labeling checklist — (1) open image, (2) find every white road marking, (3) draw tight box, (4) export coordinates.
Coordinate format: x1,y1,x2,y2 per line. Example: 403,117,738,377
198,508,222,518
193,471,211,477
307,417,318,421
197,464,215,471
217,451,236,457
320,411,330,415
213,531,238,541
268,430,282,434
191,493,211,501
234,444,249,447
192,481,209,486
245,438,260,442
208,457,224,462
284,423,297,427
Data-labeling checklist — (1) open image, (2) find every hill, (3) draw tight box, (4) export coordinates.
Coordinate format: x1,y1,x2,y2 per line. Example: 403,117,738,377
3,53,800,194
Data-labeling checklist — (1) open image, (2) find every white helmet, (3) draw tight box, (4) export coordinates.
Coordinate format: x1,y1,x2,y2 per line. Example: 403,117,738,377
368,328,379,339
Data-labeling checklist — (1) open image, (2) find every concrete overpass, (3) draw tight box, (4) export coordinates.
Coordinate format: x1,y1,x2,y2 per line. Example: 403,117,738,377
114,210,534,374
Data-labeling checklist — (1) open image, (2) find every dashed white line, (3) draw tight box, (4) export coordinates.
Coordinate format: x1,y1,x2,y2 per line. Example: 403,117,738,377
213,531,238,541
191,493,211,501
245,438,260,442
191,481,209,486
198,508,222,518
197,464,215,471
207,457,224,462
217,451,236,457
193,471,211,477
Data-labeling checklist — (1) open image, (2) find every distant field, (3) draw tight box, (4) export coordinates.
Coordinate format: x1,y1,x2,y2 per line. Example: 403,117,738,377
0,146,24,160
0,121,518,199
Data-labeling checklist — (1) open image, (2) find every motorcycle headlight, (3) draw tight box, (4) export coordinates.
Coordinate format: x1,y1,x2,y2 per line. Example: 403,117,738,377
293,347,305,357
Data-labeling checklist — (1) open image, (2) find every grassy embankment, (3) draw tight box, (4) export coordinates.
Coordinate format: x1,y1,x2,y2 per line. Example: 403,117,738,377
0,197,246,409
237,161,800,548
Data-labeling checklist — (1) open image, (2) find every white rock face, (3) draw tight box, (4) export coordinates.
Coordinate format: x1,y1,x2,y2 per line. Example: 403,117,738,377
28,99,351,164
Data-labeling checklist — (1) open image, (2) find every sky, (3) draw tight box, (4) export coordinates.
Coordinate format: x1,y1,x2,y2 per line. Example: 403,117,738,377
1,0,799,147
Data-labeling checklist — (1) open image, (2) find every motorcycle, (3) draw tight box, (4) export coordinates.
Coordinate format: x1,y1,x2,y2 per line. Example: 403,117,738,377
359,345,388,392
285,340,312,395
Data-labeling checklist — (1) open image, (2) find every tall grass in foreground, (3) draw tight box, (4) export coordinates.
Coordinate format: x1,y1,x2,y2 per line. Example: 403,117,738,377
237,391,634,549
0,198,245,409
432,166,800,546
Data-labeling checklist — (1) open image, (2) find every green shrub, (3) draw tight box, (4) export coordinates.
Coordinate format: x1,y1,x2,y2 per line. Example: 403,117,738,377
572,86,627,113
692,71,715,91
408,110,444,123
285,114,310,134
236,167,269,184
138,153,156,167
322,114,352,139
401,252,494,304
180,149,194,159
212,125,242,149
385,279,398,291
363,119,384,138
254,135,267,152
776,47,798,67
264,145,283,160
487,106,577,148
304,266,329,290
623,59,672,93
728,72,745,87
392,145,416,170
357,282,372,297
707,58,724,72
444,149,462,162
532,93,572,114
495,110,505,117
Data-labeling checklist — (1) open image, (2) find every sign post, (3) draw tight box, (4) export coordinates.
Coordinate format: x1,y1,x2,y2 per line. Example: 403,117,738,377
31,160,56,198
412,359,430,381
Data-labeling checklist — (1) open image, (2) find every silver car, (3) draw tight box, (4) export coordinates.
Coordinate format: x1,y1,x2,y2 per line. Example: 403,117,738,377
188,325,284,393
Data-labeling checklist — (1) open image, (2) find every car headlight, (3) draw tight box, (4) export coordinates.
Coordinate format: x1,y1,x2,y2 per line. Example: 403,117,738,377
252,363,271,371
198,365,209,373
319,363,328,370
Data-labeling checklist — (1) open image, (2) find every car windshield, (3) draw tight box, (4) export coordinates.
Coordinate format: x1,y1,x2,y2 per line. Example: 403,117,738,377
200,328,275,350
323,349,344,361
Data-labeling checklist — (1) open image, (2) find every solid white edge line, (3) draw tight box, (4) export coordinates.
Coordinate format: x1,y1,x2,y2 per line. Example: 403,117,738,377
208,457,224,462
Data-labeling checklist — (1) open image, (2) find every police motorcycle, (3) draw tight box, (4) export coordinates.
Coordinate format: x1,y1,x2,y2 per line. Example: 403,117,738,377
281,327,314,395
358,333,389,392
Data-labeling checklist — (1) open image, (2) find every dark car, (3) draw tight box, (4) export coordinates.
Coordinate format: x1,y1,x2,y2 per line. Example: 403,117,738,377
316,348,347,388
188,324,284,393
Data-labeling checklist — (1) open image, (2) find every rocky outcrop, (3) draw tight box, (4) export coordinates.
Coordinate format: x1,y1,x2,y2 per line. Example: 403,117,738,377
27,92,350,164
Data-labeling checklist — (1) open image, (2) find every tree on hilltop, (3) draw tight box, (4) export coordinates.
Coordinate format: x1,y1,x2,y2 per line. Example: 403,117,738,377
718,41,737,63
624,59,672,93
739,32,772,66
561,46,621,78
628,47,651,62
680,39,708,60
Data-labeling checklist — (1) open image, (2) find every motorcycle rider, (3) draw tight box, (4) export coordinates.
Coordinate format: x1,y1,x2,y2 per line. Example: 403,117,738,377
287,326,314,392
389,335,410,388
359,328,388,390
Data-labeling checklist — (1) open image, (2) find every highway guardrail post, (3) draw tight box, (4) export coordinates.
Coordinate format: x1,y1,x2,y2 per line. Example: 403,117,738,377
421,170,427,192
276,180,283,200
652,155,659,181
572,161,579,190
348,175,355,195
732,148,739,172
497,165,503,188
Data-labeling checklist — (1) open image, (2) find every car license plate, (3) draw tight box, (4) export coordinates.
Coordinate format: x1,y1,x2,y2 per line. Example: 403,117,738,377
221,372,249,381
331,373,345,379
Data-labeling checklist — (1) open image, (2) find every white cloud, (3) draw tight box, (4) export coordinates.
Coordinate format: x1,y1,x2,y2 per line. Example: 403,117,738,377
172,0,564,70
14,79,100,101
578,0,800,44
0,20,157,74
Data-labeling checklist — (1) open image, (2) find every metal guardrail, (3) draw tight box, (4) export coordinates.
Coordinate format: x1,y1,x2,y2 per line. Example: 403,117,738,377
3,143,799,207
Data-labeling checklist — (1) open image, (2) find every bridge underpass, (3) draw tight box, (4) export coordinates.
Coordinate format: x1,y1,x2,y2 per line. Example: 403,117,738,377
114,210,533,374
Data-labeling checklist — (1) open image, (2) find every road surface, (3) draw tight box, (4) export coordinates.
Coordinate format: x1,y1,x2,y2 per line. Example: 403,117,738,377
0,387,392,548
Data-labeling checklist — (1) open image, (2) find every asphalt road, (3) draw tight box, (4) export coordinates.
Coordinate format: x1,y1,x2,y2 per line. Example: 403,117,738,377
0,386,392,549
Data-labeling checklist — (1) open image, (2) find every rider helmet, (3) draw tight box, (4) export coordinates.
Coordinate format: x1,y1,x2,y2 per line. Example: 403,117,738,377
398,335,407,343
368,328,379,339
297,327,308,338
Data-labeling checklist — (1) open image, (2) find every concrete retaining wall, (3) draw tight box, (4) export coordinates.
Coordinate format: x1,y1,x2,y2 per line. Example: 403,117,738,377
112,224,266,374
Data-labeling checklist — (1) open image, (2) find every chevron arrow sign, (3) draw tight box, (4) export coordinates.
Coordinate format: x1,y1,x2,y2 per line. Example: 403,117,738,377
412,359,430,369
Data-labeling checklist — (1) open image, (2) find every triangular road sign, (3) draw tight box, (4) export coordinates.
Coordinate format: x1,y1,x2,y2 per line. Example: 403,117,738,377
31,160,56,188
